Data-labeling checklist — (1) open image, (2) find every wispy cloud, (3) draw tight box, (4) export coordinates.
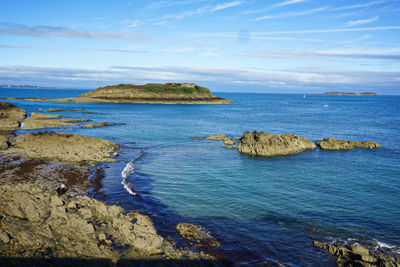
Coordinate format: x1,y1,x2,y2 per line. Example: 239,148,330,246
210,1,244,12
271,0,308,9
345,16,379,27
254,7,328,21
239,49,400,61
333,0,387,11
251,25,400,35
151,1,245,24
0,23,151,41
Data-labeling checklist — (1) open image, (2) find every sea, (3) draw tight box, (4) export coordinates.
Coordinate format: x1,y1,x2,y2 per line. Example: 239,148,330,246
1,88,400,266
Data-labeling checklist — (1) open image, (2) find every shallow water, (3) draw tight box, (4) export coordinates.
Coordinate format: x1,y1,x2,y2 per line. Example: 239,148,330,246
2,88,400,266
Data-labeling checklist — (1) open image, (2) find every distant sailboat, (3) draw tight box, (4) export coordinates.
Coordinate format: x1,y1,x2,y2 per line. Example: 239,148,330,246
303,94,306,98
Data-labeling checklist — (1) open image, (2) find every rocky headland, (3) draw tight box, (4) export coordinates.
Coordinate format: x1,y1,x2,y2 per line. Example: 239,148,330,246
237,131,316,157
14,83,233,104
313,241,400,267
316,137,382,150
322,92,380,96
16,131,119,164
0,183,215,264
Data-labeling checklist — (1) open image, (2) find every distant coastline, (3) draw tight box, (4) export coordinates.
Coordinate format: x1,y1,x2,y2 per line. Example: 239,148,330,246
319,91,380,96
0,84,57,89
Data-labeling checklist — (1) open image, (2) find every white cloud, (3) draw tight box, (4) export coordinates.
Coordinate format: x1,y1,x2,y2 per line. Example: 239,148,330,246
333,0,386,11
271,0,307,8
210,1,244,12
254,7,328,21
345,16,379,27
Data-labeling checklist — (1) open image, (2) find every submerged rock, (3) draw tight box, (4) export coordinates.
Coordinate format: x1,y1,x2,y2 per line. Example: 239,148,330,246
23,118,90,130
81,122,126,128
313,240,400,267
39,108,83,112
16,131,119,164
0,183,215,262
30,112,63,119
316,137,382,150
176,223,220,247
238,131,316,157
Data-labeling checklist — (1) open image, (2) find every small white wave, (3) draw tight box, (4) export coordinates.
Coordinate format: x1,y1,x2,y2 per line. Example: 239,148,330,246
121,161,136,195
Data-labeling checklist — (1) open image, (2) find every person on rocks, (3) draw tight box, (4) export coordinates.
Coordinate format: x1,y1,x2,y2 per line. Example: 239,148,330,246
57,184,68,196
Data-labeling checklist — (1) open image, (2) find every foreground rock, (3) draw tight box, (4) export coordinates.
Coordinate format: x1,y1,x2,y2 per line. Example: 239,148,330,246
0,101,27,150
23,118,90,130
17,83,233,104
0,148,91,193
238,131,316,157
30,112,63,119
0,183,215,263
316,137,382,150
177,223,220,247
313,241,400,267
16,131,119,164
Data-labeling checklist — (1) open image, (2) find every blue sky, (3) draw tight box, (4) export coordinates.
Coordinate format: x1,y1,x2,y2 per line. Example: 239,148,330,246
1,0,400,93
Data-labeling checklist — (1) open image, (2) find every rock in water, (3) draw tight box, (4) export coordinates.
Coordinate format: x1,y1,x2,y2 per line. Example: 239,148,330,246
238,131,316,157
176,223,220,247
316,137,382,150
313,240,400,267
16,131,119,164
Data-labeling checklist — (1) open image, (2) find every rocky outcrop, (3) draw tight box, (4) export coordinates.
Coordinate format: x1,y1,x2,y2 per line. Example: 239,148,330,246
16,131,119,164
176,223,220,247
0,183,215,262
22,118,90,130
0,101,27,150
17,83,233,104
30,112,63,119
238,131,316,157
0,101,26,132
313,241,400,267
316,137,382,150
81,122,126,128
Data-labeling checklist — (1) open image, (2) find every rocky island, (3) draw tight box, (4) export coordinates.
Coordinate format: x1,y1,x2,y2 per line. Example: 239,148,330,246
322,91,380,96
237,131,316,157
12,83,233,104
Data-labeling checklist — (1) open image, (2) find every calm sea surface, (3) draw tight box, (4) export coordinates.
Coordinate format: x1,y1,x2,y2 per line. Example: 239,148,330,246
2,88,400,266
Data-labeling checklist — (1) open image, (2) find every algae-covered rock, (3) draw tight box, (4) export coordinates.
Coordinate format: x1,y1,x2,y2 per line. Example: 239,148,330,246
16,131,119,163
205,133,235,145
316,137,382,150
0,183,215,262
313,240,400,267
238,131,316,157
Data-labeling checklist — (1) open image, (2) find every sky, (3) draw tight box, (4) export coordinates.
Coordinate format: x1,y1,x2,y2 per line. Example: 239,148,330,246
0,0,400,94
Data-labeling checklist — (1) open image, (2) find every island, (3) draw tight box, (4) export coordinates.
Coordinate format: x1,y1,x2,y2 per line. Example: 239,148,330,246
321,91,380,96
0,84,57,89
10,83,233,104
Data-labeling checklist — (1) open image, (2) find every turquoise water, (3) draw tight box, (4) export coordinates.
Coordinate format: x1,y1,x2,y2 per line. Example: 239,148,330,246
2,88,400,266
